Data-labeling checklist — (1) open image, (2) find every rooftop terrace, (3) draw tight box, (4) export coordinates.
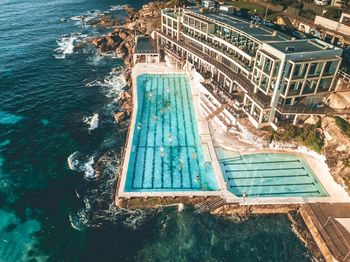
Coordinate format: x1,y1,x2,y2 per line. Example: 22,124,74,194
186,8,291,43
268,39,341,54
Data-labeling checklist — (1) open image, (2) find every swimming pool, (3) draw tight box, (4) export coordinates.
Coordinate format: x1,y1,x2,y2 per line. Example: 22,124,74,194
215,147,328,197
124,74,218,192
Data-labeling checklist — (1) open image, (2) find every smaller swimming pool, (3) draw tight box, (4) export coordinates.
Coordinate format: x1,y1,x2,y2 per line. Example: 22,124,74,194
215,147,328,197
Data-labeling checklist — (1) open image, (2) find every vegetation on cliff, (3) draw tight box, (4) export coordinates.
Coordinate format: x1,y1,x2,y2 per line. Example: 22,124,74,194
266,121,324,153
334,116,350,139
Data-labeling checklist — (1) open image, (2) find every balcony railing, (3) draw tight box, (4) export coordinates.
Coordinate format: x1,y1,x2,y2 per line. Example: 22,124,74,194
158,31,272,109
182,31,253,71
276,104,350,115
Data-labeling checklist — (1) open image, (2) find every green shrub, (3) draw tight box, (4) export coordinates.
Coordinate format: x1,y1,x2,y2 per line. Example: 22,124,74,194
334,116,350,138
272,122,324,152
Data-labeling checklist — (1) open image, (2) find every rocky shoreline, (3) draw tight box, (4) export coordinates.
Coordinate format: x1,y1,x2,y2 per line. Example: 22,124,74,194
84,3,164,178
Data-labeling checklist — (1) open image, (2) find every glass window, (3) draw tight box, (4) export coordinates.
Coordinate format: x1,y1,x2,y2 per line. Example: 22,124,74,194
293,64,301,77
273,61,280,77
308,63,317,76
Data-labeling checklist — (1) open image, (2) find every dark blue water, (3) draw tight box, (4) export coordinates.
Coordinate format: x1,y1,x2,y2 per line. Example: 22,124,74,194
0,0,312,261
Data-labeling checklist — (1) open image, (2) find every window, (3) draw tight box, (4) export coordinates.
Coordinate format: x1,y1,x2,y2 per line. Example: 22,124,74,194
318,78,332,91
263,57,272,74
308,63,317,76
293,64,301,77
273,61,280,77
324,61,337,75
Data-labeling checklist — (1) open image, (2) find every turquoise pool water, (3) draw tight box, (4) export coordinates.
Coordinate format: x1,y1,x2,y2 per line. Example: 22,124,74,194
215,147,328,197
124,74,218,192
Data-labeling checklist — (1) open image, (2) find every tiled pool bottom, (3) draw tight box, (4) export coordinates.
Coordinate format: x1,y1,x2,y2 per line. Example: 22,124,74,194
124,74,218,192
215,147,328,197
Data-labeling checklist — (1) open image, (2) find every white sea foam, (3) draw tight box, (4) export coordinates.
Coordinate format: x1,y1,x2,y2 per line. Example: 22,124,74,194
83,113,99,132
69,209,89,231
67,151,96,179
70,10,101,27
85,68,126,99
110,5,124,11
54,33,87,59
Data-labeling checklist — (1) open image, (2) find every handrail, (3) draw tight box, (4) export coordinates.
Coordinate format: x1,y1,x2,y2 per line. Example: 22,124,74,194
277,104,350,115
157,31,272,109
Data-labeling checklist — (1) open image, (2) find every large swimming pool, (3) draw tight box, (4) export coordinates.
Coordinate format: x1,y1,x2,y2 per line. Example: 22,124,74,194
215,147,328,197
124,74,218,192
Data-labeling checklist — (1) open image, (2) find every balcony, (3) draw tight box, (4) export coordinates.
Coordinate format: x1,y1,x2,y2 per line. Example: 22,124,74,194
212,32,256,57
182,31,253,71
276,103,350,115
158,31,272,109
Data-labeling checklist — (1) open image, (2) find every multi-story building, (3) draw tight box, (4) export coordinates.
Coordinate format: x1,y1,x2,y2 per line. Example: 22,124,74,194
155,7,348,129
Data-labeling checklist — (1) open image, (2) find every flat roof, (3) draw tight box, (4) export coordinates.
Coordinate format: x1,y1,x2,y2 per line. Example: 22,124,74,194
187,9,291,42
268,39,339,54
135,36,158,54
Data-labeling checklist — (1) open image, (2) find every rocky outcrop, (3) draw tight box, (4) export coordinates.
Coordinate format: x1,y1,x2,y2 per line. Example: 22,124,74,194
114,112,126,123
322,116,350,192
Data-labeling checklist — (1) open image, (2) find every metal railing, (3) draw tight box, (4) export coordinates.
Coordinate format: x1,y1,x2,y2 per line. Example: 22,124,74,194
158,32,272,109
277,104,350,115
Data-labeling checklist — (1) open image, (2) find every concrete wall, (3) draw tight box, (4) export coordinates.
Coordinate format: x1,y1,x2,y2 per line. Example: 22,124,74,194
315,15,350,35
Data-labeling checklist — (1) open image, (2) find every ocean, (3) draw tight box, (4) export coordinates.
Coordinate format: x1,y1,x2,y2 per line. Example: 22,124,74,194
0,0,312,261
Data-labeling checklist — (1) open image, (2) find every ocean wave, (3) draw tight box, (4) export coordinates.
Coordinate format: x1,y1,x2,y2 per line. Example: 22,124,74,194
83,113,99,132
70,10,101,27
69,209,89,231
67,151,96,179
110,5,125,11
53,33,87,59
85,67,126,98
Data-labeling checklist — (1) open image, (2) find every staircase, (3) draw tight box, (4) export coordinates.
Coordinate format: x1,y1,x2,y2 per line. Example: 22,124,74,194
195,197,225,213
205,104,226,121
281,15,294,30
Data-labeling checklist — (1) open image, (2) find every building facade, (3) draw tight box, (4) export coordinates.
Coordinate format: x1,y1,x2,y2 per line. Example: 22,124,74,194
156,7,345,129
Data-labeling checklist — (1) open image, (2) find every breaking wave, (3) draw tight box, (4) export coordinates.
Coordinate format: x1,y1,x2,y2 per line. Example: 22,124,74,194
54,33,87,59
83,113,99,132
67,151,96,179
85,67,126,99
110,5,124,11
70,10,102,27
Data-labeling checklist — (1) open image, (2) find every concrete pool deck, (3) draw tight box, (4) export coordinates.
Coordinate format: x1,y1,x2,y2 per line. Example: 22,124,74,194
116,63,350,206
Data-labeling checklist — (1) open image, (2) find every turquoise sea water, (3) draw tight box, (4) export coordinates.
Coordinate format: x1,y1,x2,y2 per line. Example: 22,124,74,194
216,148,327,197
0,0,313,261
125,74,218,192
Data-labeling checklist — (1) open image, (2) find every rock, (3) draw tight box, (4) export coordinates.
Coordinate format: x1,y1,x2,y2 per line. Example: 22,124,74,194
124,4,136,14
304,115,320,125
124,56,132,69
114,111,126,123
115,46,126,59
119,31,128,40
92,37,107,47
119,91,131,101
127,78,132,88
99,42,109,52
121,101,132,114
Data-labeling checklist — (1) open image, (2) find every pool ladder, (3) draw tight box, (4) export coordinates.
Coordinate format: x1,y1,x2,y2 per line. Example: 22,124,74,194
194,197,225,213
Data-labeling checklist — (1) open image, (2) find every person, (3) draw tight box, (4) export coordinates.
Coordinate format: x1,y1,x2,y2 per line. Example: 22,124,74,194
194,175,199,183
192,151,197,159
137,123,142,130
